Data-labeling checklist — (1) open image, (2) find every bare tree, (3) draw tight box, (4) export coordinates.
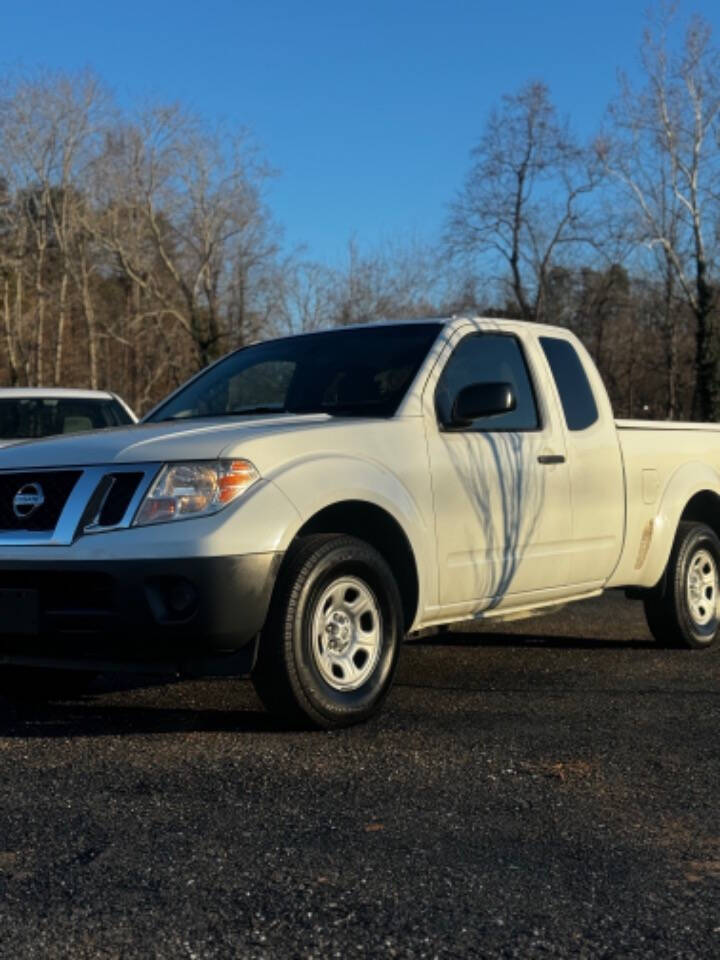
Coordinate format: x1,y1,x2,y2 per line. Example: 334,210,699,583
89,106,277,369
0,70,110,386
600,10,720,420
274,260,337,334
447,82,599,322
327,238,441,326
0,69,284,409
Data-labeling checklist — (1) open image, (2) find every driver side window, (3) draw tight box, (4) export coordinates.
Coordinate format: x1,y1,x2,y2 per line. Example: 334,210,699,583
435,333,539,431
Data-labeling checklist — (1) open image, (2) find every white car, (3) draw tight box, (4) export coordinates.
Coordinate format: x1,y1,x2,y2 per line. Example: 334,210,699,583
0,318,717,728
0,388,136,446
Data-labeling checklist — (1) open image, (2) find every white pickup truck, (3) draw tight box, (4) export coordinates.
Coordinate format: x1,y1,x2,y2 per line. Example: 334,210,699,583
0,317,717,727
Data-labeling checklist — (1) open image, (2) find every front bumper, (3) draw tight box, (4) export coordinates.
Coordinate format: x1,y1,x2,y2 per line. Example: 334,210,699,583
0,552,282,675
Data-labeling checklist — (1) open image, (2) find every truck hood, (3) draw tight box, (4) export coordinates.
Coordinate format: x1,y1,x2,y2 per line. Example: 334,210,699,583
0,414,335,470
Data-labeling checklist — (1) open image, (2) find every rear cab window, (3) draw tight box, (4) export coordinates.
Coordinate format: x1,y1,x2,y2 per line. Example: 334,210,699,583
539,336,598,431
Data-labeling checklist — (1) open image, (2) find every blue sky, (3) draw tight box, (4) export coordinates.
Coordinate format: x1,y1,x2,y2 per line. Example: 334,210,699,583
5,1,720,264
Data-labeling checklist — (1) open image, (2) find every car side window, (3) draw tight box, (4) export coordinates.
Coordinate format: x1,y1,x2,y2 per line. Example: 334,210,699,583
539,336,599,431
435,333,539,431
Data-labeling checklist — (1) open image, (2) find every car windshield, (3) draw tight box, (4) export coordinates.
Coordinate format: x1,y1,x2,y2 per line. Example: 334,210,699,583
0,397,133,439
148,324,443,422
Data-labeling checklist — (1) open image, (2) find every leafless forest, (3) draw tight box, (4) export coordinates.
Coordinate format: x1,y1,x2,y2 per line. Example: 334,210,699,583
1,9,719,418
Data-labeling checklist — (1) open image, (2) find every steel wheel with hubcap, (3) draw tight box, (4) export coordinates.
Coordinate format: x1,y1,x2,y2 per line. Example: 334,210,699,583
252,534,403,728
644,521,720,649
685,548,718,628
311,576,382,691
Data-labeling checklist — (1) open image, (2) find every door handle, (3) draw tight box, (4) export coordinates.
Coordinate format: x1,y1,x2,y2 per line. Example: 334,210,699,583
537,454,565,465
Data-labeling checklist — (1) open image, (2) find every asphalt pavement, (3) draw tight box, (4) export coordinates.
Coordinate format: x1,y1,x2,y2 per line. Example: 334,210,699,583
1,591,719,959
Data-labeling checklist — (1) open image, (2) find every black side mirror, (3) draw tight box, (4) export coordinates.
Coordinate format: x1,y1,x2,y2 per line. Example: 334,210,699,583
449,381,516,427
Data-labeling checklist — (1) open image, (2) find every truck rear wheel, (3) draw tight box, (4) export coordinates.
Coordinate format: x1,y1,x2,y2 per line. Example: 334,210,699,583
644,521,720,649
252,535,403,729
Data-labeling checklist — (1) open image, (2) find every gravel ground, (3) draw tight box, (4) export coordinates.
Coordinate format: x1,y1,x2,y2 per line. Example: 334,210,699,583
1,591,720,958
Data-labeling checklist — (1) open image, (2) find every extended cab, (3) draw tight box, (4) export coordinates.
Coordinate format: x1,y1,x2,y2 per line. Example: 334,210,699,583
0,318,717,727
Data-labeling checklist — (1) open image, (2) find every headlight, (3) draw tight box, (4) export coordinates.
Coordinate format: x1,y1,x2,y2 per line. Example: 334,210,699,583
133,459,260,526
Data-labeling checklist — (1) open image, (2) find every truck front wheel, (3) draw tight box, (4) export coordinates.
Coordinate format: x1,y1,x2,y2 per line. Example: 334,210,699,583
644,521,720,649
252,535,403,728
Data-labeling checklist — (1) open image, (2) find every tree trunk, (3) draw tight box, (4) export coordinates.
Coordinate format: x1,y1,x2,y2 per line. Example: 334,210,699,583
2,277,19,386
34,245,47,386
666,322,679,420
663,268,678,420
691,259,717,421
80,262,99,389
54,271,69,386
16,270,31,385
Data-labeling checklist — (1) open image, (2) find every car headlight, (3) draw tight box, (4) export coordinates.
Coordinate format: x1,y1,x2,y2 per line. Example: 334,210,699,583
133,460,260,526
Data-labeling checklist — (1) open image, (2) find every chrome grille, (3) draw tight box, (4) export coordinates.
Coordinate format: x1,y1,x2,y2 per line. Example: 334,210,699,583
97,472,145,526
0,464,158,546
0,471,82,532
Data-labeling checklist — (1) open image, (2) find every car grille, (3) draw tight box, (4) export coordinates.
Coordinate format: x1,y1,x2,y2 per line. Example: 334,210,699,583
0,464,156,543
96,472,144,527
0,471,82,532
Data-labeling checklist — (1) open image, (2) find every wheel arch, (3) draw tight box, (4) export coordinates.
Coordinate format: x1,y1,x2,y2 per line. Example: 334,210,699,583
636,462,720,588
679,490,720,536
291,500,421,632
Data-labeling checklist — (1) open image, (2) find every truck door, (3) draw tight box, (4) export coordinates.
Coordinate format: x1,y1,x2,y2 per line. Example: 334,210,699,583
425,328,573,611
538,334,625,586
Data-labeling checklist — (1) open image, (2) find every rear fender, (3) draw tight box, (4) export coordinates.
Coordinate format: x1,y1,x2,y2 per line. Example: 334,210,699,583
635,462,720,588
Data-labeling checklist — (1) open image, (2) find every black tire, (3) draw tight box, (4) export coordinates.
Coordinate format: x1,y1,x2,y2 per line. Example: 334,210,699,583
643,521,720,649
0,667,97,703
252,535,403,729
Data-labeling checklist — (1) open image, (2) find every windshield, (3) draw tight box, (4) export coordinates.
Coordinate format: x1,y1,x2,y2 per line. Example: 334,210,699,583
148,324,443,422
0,397,133,439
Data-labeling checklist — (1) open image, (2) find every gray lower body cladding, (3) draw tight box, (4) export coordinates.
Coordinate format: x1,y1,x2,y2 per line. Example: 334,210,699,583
0,552,282,675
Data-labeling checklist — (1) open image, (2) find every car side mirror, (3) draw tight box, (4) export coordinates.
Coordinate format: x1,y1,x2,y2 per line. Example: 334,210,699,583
449,382,516,427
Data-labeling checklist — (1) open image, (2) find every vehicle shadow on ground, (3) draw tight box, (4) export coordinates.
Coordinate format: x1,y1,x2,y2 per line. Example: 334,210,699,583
0,659,365,737
412,632,659,650
0,630,709,739
0,704,293,738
